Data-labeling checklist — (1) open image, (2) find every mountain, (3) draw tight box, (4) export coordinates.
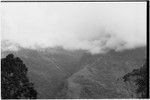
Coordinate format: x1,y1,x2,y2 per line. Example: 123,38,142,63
1,41,146,98
1,46,89,98
67,47,146,98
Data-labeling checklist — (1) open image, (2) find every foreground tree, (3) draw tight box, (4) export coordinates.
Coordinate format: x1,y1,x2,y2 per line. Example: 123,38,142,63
1,54,37,99
135,61,147,98
123,60,147,98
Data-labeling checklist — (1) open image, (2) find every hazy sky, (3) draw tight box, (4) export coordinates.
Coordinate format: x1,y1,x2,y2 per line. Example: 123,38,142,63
1,2,146,54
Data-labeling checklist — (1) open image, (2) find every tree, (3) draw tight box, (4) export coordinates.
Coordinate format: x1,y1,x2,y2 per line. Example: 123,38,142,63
1,54,37,99
123,60,147,98
135,61,147,98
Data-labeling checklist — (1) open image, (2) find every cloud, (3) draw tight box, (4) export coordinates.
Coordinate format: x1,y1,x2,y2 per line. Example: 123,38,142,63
1,2,146,54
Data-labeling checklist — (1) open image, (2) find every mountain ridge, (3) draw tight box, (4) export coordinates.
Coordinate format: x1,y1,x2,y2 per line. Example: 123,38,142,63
1,45,146,98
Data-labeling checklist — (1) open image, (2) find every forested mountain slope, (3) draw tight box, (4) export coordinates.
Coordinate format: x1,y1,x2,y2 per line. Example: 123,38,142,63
1,46,146,98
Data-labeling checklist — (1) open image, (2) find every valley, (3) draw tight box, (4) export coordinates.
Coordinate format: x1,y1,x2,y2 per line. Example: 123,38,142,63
1,46,146,98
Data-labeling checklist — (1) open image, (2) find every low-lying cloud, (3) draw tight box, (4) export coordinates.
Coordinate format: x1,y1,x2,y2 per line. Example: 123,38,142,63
1,2,146,54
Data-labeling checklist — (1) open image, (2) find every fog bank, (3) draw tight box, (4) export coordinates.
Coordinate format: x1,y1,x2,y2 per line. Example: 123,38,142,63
1,2,146,54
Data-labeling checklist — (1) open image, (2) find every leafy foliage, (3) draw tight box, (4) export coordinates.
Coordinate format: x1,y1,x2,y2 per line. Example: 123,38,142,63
1,54,37,99
123,60,147,98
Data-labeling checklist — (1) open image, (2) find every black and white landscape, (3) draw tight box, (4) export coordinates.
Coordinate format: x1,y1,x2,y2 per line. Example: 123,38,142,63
1,2,147,99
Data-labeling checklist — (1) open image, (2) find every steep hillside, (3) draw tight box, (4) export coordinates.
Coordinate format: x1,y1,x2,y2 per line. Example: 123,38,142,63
1,46,146,98
67,47,146,98
1,47,88,98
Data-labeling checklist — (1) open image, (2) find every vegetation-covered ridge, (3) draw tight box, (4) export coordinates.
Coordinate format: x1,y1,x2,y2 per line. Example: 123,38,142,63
1,46,146,99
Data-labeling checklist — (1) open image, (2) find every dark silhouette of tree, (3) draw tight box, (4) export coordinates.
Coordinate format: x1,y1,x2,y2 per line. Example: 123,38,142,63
135,61,147,98
123,60,147,98
1,54,37,99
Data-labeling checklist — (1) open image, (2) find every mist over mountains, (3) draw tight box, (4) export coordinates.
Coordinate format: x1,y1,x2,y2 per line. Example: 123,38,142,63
1,2,147,98
2,3,146,54
1,41,146,98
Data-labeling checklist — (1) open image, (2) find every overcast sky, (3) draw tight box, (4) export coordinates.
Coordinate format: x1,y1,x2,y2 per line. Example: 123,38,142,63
1,2,146,54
